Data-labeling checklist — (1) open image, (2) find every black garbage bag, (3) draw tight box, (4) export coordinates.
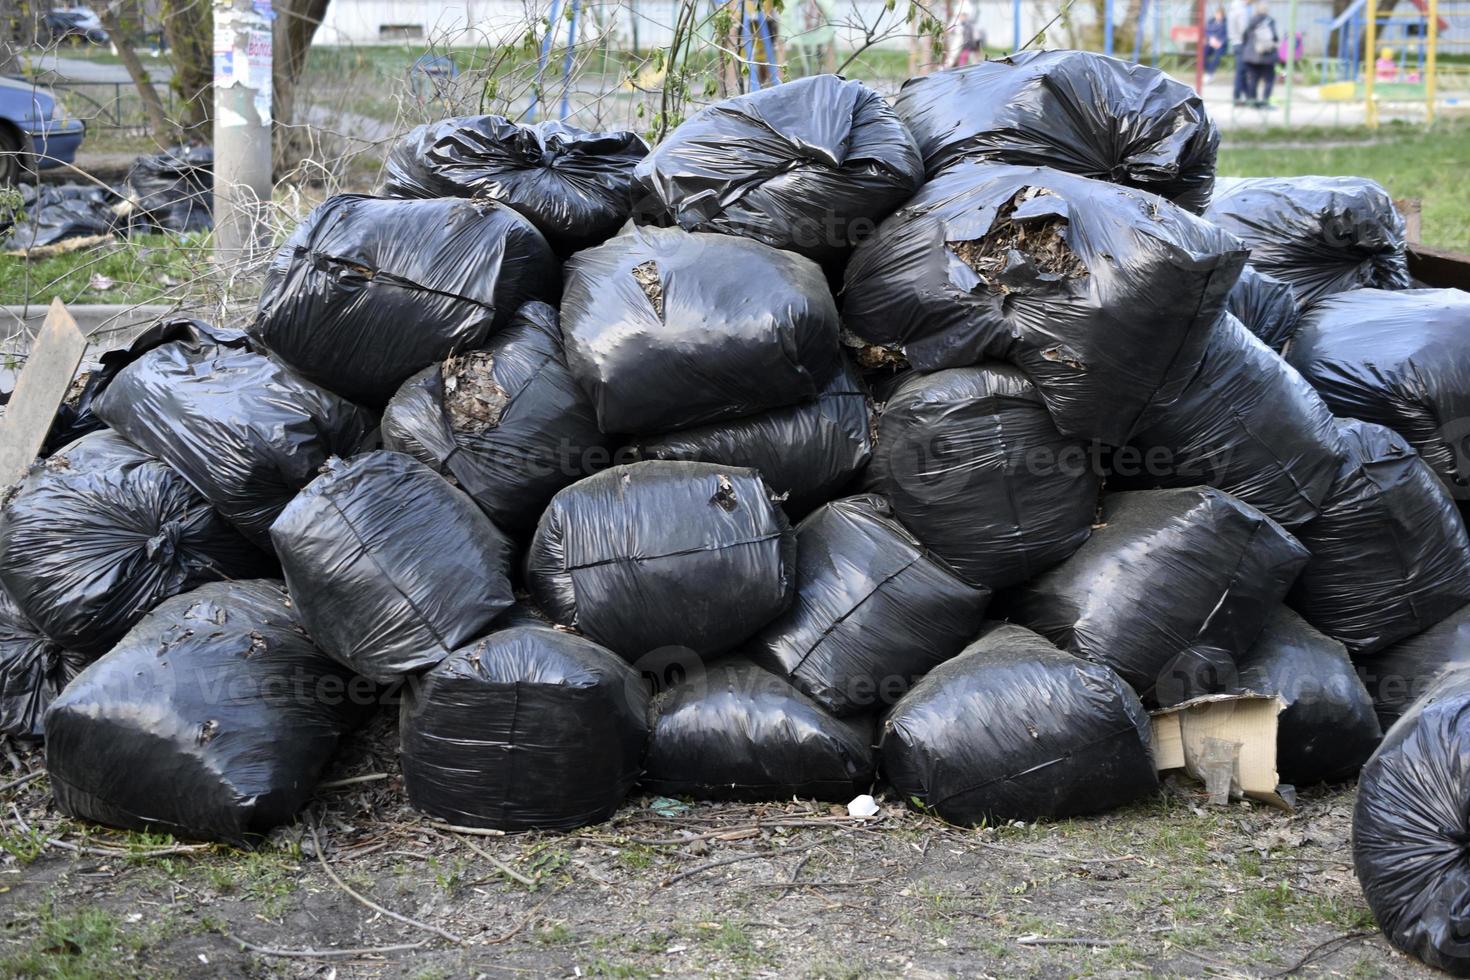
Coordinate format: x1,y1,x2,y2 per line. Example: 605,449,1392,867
842,161,1248,445
627,356,872,516
1204,176,1410,307
92,336,373,549
1116,314,1344,528
1360,604,1470,730
1288,419,1470,657
271,452,516,683
1289,288,1470,502
1235,607,1381,785
744,495,990,716
250,194,559,406
1,183,119,251
881,623,1158,824
631,74,923,264
642,659,875,802
893,50,1218,213
41,318,236,458
1353,668,1470,976
381,301,608,535
561,223,841,434
123,144,212,233
44,580,371,845
400,625,648,831
527,461,796,663
1226,264,1299,353
0,430,274,656
0,589,86,740
864,364,1099,587
1009,488,1310,707
383,115,648,253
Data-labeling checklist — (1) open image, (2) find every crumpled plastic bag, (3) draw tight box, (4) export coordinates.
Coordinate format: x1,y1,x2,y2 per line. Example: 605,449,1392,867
0,589,86,740
1360,603,1470,730
1225,264,1299,353
123,144,212,233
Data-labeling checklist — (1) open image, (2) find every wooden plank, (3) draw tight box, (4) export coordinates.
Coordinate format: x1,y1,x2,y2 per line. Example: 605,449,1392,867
1408,242,1470,291
0,299,88,488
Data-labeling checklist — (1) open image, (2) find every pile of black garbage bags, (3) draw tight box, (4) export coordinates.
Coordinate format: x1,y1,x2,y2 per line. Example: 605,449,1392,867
6,50,1470,973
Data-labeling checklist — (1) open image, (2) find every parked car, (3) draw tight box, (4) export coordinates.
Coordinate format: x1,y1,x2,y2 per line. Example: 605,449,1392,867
0,76,86,185
44,7,109,45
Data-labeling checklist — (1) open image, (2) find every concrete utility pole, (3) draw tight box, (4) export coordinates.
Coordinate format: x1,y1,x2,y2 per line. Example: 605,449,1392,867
213,0,274,266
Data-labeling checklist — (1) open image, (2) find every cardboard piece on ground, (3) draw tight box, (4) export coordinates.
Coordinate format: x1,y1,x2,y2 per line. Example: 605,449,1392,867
0,299,88,488
1150,693,1292,811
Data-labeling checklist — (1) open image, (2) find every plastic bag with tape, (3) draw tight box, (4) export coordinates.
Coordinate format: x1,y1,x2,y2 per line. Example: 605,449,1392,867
893,50,1218,212
881,623,1158,824
631,74,923,264
841,161,1247,445
1204,175,1409,307
743,495,991,716
381,301,608,535
1288,419,1470,657
400,625,649,831
1289,288,1470,502
271,451,515,683
383,115,648,253
627,355,872,516
1226,264,1299,353
1360,604,1470,730
526,461,796,664
1009,488,1310,707
92,335,373,549
561,223,841,434
1353,668,1470,976
44,580,371,845
123,144,212,233
641,659,875,802
864,364,1099,587
0,589,86,740
1235,606,1381,786
0,430,274,656
1116,314,1344,528
250,194,558,405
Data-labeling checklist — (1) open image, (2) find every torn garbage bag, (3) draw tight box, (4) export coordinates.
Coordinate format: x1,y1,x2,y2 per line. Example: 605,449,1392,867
893,50,1219,212
1204,176,1409,307
1235,607,1381,786
631,74,923,264
44,580,370,845
381,301,608,535
881,623,1158,824
1116,314,1343,528
641,659,875,802
863,363,1099,586
1354,668,1470,976
1289,288,1470,502
526,461,796,664
400,625,649,831
91,336,373,549
271,452,515,683
1361,604,1470,729
744,495,991,716
0,589,86,740
250,194,558,405
1226,264,1299,353
384,115,648,253
841,161,1247,445
561,223,841,434
0,430,273,656
0,183,118,251
1288,419,1470,657
627,356,872,516
1009,488,1310,707
123,144,212,233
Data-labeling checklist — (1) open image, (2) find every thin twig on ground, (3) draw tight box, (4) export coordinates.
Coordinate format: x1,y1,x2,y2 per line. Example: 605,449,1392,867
227,934,427,959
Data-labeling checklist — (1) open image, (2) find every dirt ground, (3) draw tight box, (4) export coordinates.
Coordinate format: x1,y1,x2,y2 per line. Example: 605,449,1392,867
0,712,1436,980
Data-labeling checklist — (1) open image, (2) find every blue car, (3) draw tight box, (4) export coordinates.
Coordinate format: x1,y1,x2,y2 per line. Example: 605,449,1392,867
0,75,86,185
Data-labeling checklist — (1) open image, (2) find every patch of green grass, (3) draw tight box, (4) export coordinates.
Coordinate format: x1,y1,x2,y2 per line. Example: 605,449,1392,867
580,957,656,979
0,233,208,306
1218,118,1470,251
0,906,144,979
534,921,577,945
0,826,47,864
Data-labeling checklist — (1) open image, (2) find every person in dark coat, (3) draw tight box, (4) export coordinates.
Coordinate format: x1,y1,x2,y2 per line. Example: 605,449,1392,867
1241,0,1281,107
